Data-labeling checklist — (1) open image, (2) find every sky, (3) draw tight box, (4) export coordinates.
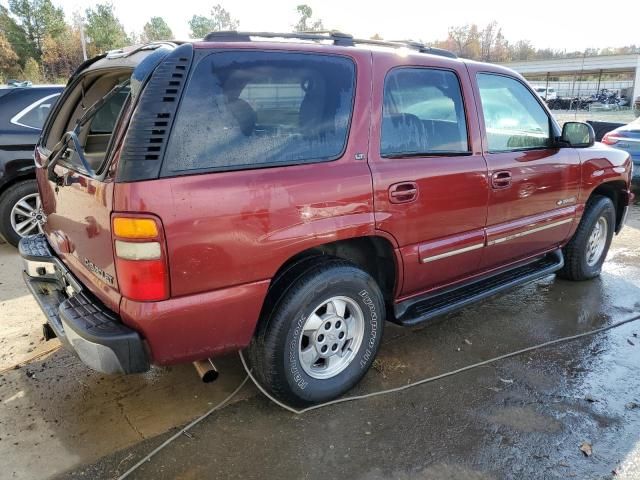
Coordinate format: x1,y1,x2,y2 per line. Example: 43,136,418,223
4,0,639,52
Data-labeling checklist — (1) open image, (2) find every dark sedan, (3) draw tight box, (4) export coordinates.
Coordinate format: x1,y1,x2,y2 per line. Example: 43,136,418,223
0,84,63,246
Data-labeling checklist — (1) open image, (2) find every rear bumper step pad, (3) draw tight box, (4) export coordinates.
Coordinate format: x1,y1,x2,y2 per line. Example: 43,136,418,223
19,234,149,374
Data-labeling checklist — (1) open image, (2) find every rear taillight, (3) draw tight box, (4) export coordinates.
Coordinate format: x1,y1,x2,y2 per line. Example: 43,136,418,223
112,216,169,301
601,132,619,145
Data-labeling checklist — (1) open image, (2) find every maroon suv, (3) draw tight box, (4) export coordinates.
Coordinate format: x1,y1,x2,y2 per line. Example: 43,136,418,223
20,32,634,406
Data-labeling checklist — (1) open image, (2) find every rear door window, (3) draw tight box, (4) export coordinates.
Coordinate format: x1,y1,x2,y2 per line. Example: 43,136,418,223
162,51,356,175
381,68,468,157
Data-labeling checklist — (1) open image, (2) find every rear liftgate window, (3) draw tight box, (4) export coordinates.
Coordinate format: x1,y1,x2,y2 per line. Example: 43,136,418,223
162,51,356,175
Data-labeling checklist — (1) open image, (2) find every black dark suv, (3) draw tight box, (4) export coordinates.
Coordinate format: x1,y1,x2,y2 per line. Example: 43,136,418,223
0,84,63,246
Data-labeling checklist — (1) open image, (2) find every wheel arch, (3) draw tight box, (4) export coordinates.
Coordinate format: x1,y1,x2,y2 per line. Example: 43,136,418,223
588,180,628,233
271,235,400,303
254,235,401,338
0,172,36,191
0,160,36,198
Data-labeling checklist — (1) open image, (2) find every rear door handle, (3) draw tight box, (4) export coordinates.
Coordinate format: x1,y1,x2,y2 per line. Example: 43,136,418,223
389,182,418,204
491,171,512,189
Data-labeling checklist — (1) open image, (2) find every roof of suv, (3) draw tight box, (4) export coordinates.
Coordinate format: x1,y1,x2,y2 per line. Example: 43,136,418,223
86,31,528,81
191,31,523,79
197,30,459,59
92,31,462,69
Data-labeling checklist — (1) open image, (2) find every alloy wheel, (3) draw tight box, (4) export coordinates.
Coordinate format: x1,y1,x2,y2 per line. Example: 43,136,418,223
298,296,365,380
586,216,608,267
10,193,45,238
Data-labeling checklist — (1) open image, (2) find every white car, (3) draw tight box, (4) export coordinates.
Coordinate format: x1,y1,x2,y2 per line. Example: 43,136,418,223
534,87,557,101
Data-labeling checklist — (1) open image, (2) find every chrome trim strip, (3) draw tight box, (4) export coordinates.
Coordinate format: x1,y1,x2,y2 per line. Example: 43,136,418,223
422,242,485,263
487,217,574,246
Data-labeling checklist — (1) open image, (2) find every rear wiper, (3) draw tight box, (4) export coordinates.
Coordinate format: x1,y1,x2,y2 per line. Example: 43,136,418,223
45,79,131,179
74,78,130,132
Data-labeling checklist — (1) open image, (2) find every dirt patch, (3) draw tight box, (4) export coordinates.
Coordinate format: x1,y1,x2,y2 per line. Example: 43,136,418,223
372,356,408,379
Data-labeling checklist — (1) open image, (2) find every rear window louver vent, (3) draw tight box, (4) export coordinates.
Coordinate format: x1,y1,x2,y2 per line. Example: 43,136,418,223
117,44,194,182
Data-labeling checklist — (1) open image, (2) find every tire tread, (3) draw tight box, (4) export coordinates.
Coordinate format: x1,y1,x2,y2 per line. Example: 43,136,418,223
557,195,615,281
248,258,384,406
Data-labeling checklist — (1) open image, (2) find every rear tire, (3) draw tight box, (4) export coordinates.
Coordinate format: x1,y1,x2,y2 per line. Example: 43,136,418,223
0,180,42,247
557,195,615,281
248,258,385,406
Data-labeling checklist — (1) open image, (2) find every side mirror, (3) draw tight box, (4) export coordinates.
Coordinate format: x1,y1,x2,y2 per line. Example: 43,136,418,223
561,122,595,148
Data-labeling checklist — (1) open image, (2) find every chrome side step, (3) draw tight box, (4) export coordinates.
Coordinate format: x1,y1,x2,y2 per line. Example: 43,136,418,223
393,250,564,327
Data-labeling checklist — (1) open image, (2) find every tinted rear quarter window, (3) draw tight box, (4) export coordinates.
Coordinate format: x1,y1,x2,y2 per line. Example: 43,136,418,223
162,51,356,175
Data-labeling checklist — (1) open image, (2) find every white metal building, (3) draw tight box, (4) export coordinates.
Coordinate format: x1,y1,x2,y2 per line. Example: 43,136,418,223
501,54,640,101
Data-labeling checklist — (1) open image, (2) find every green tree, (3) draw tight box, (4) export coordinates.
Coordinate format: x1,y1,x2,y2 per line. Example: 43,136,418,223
188,5,239,38
491,30,510,63
141,16,173,42
42,25,84,82
479,21,498,61
85,3,129,53
293,4,323,32
0,31,20,81
511,39,535,61
447,24,481,59
22,56,43,82
7,0,65,60
188,15,212,38
0,5,33,66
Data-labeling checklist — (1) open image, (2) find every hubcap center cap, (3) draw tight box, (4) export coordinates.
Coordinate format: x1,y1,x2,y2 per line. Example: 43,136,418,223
313,314,348,358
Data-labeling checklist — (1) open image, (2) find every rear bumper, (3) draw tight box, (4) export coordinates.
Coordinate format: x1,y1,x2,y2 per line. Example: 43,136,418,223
19,234,149,374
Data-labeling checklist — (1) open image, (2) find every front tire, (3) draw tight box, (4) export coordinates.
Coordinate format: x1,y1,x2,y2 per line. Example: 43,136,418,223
248,259,385,407
558,195,615,281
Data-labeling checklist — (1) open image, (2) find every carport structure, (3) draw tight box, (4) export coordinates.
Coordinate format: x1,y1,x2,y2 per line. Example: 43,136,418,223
501,54,640,102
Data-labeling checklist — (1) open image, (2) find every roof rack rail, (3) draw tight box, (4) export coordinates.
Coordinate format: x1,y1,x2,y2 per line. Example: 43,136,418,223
201,31,458,59
203,30,355,46
389,40,458,59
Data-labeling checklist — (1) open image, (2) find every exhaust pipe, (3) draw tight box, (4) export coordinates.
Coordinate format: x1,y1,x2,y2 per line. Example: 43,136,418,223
193,359,219,383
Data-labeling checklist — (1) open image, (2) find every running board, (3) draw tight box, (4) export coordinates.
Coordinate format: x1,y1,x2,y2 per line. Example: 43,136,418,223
393,250,564,327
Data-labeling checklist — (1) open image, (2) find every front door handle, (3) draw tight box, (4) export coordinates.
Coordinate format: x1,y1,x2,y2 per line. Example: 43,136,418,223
491,171,512,189
389,182,418,204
